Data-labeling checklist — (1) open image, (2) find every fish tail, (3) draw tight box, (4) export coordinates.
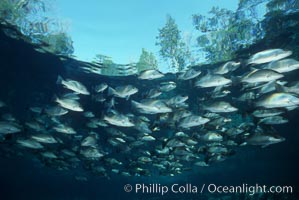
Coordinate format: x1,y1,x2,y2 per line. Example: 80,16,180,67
242,58,251,67
131,100,138,109
275,82,287,92
231,97,239,103
53,95,59,103
231,75,241,86
56,75,63,85
239,142,247,146
107,87,115,96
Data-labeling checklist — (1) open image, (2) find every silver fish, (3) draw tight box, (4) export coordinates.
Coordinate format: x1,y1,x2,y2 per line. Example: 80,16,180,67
241,69,283,84
0,121,21,134
166,138,186,148
141,135,156,141
252,109,284,118
83,111,95,118
41,152,58,159
245,134,285,148
134,120,152,134
55,97,83,112
57,75,90,95
53,124,76,134
1,114,16,122
160,81,176,92
166,95,189,107
103,112,134,127
210,86,231,99
178,68,201,80
80,147,104,159
201,132,223,142
195,74,231,88
255,80,287,96
81,135,97,147
258,116,288,125
0,100,6,108
226,127,244,137
17,139,44,149
138,69,164,80
25,121,45,132
247,49,292,65
45,106,69,116
145,88,162,98
236,92,255,101
178,115,210,128
213,61,240,75
132,99,172,114
207,146,228,154
203,101,237,113
94,83,108,93
31,134,58,144
264,58,299,73
256,93,299,108
29,107,43,114
62,93,80,100
108,85,138,99
275,82,299,95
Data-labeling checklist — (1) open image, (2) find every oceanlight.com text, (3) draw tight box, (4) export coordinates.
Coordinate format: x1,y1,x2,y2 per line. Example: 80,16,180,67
124,183,293,196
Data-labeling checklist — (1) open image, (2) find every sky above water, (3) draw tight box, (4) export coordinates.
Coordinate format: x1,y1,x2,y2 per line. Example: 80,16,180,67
56,0,238,66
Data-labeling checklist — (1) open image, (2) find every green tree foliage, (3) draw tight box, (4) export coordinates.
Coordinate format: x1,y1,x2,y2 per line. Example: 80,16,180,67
192,0,299,64
156,15,190,72
193,6,258,63
136,48,158,72
192,0,270,63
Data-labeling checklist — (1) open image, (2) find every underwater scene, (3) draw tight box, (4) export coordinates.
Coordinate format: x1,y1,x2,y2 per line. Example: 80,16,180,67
0,0,299,199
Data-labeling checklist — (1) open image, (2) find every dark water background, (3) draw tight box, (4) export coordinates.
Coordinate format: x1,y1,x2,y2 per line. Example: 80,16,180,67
0,20,299,200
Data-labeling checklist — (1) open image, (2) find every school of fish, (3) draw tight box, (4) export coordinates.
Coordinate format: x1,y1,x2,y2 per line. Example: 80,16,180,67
0,48,299,179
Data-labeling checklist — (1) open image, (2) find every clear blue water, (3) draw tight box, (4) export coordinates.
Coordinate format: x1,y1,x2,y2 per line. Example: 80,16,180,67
0,1,299,200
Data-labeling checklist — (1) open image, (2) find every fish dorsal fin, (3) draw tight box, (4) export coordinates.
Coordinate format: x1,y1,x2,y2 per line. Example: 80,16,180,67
206,69,213,76
239,142,247,146
213,86,223,93
275,82,287,92
261,144,270,148
107,87,116,96
255,126,264,135
56,75,64,84
250,67,258,72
